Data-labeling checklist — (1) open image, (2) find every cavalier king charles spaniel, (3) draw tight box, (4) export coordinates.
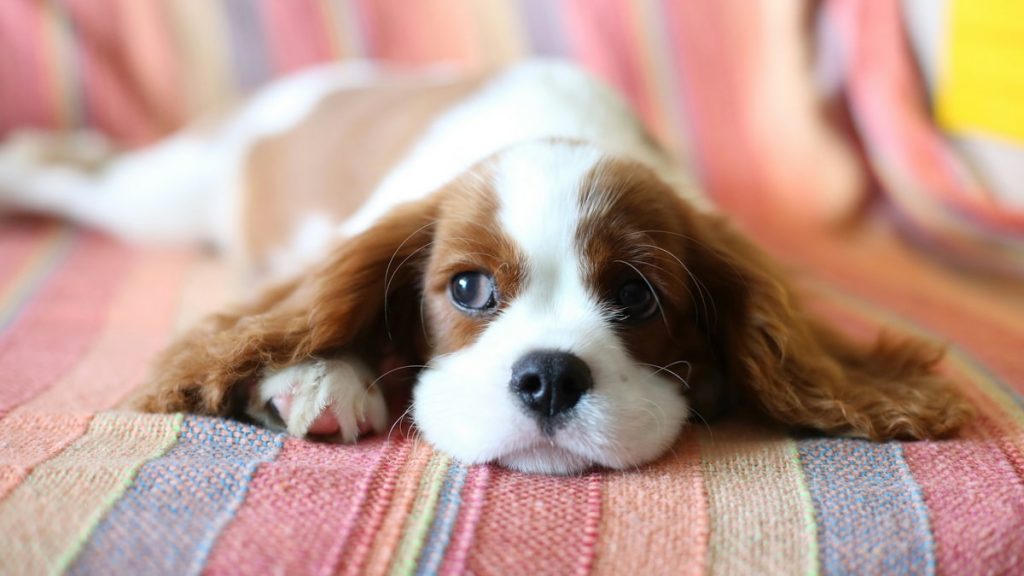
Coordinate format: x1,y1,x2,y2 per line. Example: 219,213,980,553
0,61,970,474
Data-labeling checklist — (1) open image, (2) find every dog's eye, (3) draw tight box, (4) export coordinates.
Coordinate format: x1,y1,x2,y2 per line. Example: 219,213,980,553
450,271,497,312
615,279,658,322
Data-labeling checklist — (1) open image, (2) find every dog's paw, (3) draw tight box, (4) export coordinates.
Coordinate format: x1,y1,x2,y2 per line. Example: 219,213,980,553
252,357,387,442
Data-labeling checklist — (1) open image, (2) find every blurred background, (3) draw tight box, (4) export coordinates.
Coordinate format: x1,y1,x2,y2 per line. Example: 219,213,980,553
1,0,1022,278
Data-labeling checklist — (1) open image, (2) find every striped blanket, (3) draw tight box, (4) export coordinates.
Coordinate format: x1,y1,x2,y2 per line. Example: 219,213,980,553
1,219,1022,574
2,1,1023,574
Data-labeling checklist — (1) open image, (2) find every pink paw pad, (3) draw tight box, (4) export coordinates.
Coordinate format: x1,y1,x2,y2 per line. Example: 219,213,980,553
272,394,340,435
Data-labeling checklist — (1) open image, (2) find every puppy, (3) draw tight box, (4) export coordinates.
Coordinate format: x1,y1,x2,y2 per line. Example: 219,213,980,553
0,61,971,474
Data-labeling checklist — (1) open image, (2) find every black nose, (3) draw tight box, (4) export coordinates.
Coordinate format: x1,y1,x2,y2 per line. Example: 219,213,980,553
510,351,594,419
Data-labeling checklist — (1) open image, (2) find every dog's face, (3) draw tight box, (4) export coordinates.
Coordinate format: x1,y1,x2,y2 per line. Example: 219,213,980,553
412,142,709,473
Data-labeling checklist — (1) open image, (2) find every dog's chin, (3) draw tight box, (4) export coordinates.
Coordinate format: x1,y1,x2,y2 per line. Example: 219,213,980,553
496,444,594,475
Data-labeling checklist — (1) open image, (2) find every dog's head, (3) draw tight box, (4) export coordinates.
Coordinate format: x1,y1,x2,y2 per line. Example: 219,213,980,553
412,142,706,473
150,140,970,474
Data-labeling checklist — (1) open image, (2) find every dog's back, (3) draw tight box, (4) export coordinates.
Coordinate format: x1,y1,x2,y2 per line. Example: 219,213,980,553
0,60,690,285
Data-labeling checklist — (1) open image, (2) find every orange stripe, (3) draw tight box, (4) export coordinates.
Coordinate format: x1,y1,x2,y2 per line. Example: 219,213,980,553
592,431,707,575
465,467,601,573
354,0,477,66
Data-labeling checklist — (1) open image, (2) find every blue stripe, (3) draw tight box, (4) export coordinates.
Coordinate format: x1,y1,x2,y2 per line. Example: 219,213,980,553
798,438,935,575
67,416,284,576
223,0,273,91
414,463,470,575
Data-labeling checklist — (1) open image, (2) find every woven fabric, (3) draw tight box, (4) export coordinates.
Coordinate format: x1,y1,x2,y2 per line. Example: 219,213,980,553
700,425,816,576
1,2,1023,574
798,439,934,575
67,416,283,575
0,221,1020,574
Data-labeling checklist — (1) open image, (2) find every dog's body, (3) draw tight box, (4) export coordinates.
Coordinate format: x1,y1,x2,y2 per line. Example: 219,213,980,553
0,60,970,474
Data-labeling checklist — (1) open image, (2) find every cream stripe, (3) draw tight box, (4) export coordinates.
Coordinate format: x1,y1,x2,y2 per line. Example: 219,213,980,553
470,0,527,67
701,422,818,576
388,452,452,575
167,0,234,117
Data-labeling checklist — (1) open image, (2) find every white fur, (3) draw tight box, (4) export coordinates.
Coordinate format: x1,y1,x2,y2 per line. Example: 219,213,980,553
413,143,689,474
251,357,387,442
342,60,708,237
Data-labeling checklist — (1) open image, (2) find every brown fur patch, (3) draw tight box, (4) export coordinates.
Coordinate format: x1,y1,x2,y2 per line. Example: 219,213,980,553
577,158,724,417
241,74,486,274
578,157,973,438
139,194,442,415
423,163,527,353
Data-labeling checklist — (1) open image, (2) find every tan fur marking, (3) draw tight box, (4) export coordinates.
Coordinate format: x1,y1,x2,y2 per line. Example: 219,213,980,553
241,74,486,273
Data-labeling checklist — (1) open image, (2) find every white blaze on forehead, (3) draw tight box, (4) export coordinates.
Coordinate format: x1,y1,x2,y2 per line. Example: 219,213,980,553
493,142,605,315
414,142,690,473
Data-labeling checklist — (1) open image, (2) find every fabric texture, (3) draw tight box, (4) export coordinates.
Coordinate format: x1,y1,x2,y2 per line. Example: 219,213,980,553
1,1,1023,574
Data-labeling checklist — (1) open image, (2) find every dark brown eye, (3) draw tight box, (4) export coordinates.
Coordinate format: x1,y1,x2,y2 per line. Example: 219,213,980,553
450,272,497,313
615,279,658,322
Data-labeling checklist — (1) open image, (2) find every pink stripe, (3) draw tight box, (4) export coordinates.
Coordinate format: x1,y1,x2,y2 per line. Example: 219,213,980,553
0,2,52,132
0,221,54,290
0,234,132,416
438,466,491,574
902,421,1024,574
19,250,191,412
337,438,414,576
562,0,656,131
0,413,91,500
662,0,762,212
262,0,334,74
206,437,389,574
465,468,601,573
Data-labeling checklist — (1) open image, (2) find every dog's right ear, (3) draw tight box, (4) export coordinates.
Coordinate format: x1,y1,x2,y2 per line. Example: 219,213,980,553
139,196,440,416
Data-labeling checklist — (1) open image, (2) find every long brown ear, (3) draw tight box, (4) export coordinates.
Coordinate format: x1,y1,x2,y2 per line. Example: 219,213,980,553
139,197,439,416
685,213,973,439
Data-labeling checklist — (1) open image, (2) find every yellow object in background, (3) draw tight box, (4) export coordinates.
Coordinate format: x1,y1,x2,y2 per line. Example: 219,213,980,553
936,0,1024,144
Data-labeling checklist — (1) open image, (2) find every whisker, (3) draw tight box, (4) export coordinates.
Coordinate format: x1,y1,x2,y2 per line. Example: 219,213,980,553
383,220,438,338
689,406,713,435
636,360,692,389
366,364,431,392
636,243,717,328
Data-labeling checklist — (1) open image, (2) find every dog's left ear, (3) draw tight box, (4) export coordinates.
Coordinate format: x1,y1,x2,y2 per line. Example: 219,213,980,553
139,196,439,416
683,211,973,439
